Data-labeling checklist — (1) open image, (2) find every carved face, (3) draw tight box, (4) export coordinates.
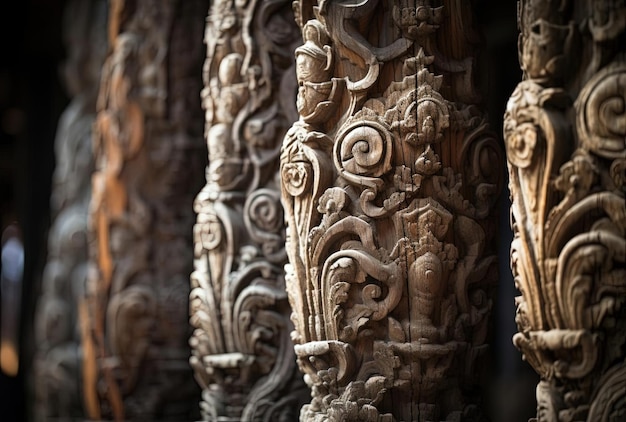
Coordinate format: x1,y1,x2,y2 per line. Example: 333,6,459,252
294,41,332,118
295,51,327,85
295,54,330,117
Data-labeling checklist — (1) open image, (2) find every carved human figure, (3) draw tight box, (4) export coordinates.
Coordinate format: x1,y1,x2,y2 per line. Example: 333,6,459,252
295,20,333,120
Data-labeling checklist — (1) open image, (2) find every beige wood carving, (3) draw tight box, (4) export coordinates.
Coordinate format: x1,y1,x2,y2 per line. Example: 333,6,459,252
504,0,626,420
84,0,208,419
33,1,107,419
280,1,504,420
188,0,309,420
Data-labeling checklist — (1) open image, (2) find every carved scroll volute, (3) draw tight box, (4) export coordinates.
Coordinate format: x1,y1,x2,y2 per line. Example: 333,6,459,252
85,1,208,420
188,1,309,420
282,1,503,420
505,0,626,420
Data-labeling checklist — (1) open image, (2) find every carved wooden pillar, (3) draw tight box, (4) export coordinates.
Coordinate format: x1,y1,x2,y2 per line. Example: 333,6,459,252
188,1,309,420
84,0,208,419
504,1,626,420
33,1,107,420
281,1,503,420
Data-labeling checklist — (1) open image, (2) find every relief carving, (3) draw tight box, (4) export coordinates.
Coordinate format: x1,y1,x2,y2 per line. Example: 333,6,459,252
281,1,503,420
504,0,626,420
188,0,309,420
84,0,208,419
33,1,107,419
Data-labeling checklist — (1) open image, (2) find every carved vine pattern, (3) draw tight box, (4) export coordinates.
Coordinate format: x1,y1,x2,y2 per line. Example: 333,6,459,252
188,0,309,420
281,0,503,420
85,0,207,419
504,0,626,420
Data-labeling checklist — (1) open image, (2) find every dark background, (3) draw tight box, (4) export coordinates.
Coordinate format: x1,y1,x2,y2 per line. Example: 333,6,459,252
1,0,67,421
0,1,537,420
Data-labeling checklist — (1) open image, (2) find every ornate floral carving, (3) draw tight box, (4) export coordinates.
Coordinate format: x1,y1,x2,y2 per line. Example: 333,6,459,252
84,0,208,419
282,1,503,420
33,2,107,419
505,0,626,420
188,0,309,420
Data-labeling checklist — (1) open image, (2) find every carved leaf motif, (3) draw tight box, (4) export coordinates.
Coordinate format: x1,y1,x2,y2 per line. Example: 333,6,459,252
322,250,401,342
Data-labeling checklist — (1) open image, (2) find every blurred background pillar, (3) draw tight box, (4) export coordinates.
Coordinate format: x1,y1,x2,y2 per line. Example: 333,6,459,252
83,0,208,419
504,0,626,420
32,1,107,420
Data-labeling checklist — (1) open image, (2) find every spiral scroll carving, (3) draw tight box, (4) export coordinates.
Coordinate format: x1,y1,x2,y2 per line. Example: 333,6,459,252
336,121,393,179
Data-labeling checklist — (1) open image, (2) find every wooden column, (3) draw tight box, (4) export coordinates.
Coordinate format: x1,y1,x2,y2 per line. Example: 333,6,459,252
84,0,208,419
188,0,309,420
33,1,107,419
280,1,504,420
504,0,626,420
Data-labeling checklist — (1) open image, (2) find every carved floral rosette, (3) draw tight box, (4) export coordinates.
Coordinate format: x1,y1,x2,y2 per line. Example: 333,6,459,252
504,0,626,420
281,1,503,420
188,0,308,420
85,0,207,419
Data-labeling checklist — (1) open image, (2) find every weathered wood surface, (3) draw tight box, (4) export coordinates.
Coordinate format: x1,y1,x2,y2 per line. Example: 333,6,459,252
504,0,626,420
281,1,504,420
